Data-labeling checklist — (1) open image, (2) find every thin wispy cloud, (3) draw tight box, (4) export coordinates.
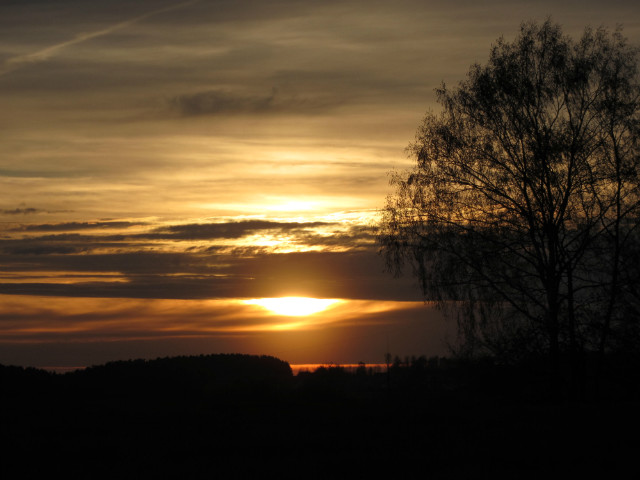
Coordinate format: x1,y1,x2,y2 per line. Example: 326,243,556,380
0,0,201,77
0,207,41,215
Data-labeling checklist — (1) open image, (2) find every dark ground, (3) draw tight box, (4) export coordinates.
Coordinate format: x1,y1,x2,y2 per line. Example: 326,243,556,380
1,354,638,479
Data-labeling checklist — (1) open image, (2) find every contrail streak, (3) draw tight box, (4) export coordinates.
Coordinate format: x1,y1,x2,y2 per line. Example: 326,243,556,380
0,0,201,77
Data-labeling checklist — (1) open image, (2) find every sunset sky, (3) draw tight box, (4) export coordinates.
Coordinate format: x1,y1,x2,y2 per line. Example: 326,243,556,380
1,0,639,369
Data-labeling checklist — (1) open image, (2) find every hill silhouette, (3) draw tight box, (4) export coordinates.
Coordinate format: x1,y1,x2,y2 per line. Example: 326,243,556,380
67,353,293,402
1,353,639,478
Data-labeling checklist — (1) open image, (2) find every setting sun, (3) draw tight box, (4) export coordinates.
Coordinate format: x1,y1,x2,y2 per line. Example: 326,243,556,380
243,297,342,316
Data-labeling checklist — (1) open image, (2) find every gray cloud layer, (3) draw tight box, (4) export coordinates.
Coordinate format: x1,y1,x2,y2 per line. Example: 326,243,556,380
170,88,342,116
6,220,339,242
17,221,148,232
0,250,420,301
0,207,41,215
0,219,413,301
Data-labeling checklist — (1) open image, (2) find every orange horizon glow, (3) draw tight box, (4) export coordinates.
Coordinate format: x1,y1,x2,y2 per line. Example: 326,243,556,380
243,297,343,316
0,295,429,341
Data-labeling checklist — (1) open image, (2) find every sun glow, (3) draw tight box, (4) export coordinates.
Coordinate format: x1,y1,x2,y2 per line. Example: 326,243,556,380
243,297,341,316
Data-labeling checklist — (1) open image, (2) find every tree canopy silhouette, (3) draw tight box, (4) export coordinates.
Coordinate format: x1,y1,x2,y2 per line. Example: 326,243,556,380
378,20,640,392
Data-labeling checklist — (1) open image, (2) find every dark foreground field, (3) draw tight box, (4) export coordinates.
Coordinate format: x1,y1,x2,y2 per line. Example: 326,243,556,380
1,354,639,479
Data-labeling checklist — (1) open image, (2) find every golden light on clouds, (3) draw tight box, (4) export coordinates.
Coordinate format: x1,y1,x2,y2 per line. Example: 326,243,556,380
243,297,342,316
0,295,426,340
265,200,319,213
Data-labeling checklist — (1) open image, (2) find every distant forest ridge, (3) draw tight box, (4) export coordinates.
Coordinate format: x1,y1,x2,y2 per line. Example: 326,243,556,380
33,359,395,375
291,363,387,374
3,351,640,404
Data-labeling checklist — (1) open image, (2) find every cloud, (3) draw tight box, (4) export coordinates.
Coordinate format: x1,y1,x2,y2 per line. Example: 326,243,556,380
3,244,86,255
294,225,375,249
17,221,148,232
151,220,335,239
0,248,422,301
170,89,276,116
169,88,341,116
0,207,41,215
230,250,420,300
4,220,338,246
0,0,202,77
0,251,211,275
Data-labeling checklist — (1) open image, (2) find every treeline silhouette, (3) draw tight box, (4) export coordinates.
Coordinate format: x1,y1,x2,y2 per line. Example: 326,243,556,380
69,354,293,404
1,353,639,478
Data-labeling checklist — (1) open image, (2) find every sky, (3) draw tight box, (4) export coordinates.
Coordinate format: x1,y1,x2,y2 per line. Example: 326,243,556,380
1,0,639,369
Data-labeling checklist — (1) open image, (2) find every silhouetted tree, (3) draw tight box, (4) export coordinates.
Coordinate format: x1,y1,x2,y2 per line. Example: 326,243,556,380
378,20,640,396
